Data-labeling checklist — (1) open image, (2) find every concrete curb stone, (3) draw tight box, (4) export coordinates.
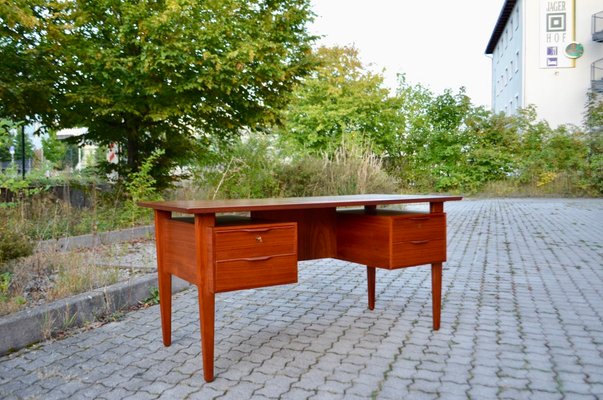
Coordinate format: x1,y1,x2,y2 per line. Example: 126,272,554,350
36,225,155,252
0,273,191,356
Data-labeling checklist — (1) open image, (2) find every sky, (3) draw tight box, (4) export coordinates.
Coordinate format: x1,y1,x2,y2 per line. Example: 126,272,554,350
309,0,506,108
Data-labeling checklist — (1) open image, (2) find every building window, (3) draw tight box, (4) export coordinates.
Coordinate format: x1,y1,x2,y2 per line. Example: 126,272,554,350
515,51,519,71
515,94,519,109
510,61,514,80
509,18,513,39
515,8,519,30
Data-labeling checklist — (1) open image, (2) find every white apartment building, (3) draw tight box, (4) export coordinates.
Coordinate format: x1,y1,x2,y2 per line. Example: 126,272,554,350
486,0,603,127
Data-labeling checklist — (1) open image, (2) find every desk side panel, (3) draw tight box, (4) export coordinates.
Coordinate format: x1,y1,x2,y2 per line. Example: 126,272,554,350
336,213,391,267
163,219,199,285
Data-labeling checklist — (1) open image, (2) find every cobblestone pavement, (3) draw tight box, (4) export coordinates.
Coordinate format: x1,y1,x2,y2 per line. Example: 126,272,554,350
1,198,602,400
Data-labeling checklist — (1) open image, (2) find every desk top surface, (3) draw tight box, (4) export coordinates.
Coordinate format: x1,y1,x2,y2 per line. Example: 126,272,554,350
139,194,462,214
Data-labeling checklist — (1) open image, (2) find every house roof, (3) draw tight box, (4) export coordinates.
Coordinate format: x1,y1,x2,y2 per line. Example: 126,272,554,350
485,0,518,54
56,127,88,140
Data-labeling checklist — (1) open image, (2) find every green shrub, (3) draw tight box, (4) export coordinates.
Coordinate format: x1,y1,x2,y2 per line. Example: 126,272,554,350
278,144,399,196
194,135,282,199
194,135,399,199
120,149,164,225
0,225,34,268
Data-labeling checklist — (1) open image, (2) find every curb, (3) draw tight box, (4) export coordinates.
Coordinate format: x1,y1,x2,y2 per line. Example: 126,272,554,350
0,273,191,356
36,225,155,252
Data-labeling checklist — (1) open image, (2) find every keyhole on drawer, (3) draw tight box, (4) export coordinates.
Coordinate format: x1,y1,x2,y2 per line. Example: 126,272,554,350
256,236,263,243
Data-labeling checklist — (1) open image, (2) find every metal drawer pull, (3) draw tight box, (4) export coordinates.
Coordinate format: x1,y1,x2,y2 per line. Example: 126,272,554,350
241,228,273,233
256,236,263,243
410,240,429,245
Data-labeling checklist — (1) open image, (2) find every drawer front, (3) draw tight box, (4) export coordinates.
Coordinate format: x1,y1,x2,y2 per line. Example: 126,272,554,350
215,254,298,292
393,214,446,243
391,239,446,268
214,224,296,261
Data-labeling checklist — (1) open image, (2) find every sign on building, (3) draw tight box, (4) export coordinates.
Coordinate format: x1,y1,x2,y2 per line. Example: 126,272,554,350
540,0,575,68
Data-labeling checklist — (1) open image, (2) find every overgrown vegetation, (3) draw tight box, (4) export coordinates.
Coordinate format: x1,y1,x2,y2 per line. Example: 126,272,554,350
275,46,602,196
0,249,121,317
193,135,398,199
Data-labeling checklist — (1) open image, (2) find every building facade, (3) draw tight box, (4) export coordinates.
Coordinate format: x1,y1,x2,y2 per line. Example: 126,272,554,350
486,0,603,127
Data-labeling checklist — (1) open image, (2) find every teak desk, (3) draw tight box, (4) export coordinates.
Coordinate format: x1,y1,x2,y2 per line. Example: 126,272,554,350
139,194,462,382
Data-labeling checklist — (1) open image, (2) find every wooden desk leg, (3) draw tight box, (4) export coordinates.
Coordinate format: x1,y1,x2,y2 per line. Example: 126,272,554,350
367,266,376,310
198,288,215,382
431,262,442,330
194,214,216,382
154,210,172,346
158,271,172,346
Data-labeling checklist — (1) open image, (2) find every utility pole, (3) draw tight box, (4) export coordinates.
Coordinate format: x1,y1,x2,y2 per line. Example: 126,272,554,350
21,125,26,179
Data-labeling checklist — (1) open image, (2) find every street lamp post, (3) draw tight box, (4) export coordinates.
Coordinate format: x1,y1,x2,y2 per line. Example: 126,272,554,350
21,125,26,179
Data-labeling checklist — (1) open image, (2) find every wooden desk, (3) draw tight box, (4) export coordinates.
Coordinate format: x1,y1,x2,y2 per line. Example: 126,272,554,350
139,194,462,382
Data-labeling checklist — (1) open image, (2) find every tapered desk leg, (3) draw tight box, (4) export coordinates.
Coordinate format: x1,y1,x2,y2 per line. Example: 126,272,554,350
199,287,215,382
431,262,442,330
154,210,172,346
158,271,172,346
194,213,216,382
367,266,376,310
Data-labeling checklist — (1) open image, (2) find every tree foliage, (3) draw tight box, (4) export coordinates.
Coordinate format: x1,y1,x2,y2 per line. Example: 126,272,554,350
278,46,399,154
41,131,67,168
277,50,599,194
1,0,317,187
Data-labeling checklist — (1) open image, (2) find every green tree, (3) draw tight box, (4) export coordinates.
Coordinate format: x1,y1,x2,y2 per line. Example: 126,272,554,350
1,0,316,188
463,108,520,187
0,119,15,162
395,77,475,191
0,1,63,126
278,46,400,155
41,131,67,169
584,91,603,192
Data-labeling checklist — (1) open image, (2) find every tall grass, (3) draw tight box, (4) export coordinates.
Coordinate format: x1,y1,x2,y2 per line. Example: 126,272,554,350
278,144,398,196
480,172,598,197
193,135,399,199
0,250,120,316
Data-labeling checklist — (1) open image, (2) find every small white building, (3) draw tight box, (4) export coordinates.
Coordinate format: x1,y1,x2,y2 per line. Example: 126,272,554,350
56,128,98,170
486,0,603,127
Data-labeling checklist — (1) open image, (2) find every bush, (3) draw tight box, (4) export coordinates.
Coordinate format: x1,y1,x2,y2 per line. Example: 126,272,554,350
192,135,399,199
194,135,283,199
0,225,33,268
278,144,399,196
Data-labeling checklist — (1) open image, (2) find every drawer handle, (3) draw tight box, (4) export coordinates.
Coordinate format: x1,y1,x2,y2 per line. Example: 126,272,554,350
241,228,273,233
409,217,430,221
410,240,429,245
241,256,273,262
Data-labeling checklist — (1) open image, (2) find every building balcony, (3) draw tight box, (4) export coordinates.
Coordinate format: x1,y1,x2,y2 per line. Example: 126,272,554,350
592,59,603,93
593,11,603,42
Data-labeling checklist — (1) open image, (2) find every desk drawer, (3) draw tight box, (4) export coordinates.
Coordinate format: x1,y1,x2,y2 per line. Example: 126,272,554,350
215,254,298,292
392,239,446,268
337,210,447,269
214,223,296,261
393,214,446,242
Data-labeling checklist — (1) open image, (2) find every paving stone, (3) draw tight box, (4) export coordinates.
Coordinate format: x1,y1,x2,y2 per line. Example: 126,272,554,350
467,384,499,399
255,375,297,398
